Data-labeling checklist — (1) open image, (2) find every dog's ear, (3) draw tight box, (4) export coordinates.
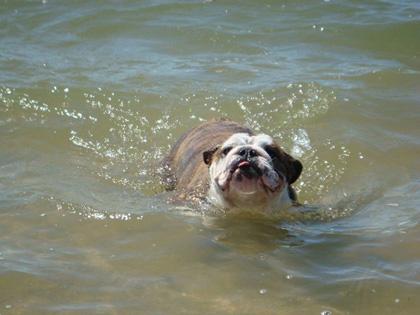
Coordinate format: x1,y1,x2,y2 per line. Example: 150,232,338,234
283,152,302,184
265,144,302,184
203,146,219,165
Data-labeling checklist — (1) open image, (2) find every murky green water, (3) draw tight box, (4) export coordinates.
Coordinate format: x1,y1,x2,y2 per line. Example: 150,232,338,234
1,0,419,314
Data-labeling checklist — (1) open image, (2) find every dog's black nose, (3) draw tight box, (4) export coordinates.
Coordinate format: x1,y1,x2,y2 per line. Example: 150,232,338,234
238,147,258,159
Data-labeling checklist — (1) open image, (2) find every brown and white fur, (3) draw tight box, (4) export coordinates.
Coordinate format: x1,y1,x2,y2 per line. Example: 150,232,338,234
162,119,302,214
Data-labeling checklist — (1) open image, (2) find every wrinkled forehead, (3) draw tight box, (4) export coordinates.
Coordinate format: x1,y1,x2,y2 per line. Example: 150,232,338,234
223,133,274,148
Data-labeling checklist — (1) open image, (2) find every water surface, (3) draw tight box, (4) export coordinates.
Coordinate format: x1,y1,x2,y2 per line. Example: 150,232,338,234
1,0,419,314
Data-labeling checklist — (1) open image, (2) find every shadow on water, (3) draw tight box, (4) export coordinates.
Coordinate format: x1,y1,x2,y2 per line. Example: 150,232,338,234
201,214,300,253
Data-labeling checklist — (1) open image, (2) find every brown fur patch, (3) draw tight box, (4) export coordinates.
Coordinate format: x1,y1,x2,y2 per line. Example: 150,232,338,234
162,119,252,196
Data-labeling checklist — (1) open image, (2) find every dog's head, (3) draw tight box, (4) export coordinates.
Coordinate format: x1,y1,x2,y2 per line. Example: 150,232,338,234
203,132,302,210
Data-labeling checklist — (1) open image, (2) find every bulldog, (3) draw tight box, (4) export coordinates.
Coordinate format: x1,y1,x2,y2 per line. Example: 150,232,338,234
162,119,302,213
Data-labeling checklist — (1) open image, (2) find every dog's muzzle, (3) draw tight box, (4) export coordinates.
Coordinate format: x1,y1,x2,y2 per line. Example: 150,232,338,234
235,159,262,179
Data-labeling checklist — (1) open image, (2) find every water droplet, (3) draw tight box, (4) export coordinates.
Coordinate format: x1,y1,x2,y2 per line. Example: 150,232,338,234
259,288,267,295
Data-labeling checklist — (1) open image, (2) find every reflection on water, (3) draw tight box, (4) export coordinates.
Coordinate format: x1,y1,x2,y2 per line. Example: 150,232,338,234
1,0,420,314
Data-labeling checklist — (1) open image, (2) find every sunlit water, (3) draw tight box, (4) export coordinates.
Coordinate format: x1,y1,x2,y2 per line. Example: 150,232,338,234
1,1,419,314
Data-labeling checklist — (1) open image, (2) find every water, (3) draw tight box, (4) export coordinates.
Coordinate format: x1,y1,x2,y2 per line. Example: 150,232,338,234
1,0,419,314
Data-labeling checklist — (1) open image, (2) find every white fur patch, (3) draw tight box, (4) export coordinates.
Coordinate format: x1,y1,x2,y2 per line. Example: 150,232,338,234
207,133,292,213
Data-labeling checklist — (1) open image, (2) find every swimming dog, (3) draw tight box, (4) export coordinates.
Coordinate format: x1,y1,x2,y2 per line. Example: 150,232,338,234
162,119,302,213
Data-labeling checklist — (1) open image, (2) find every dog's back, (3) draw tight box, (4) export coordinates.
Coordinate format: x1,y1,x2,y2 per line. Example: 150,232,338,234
163,119,252,194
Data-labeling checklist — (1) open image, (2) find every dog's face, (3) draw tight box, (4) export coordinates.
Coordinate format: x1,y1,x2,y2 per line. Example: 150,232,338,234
203,133,302,210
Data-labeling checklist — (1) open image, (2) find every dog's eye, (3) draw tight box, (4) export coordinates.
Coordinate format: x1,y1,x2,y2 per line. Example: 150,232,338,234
222,147,232,156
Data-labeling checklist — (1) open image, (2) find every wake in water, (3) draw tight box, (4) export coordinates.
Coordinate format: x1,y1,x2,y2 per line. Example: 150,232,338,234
1,83,367,222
